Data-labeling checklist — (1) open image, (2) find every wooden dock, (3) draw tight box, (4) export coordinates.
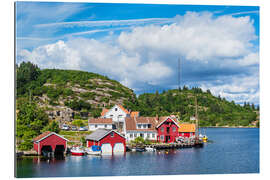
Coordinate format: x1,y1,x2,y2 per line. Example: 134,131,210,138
127,141,203,151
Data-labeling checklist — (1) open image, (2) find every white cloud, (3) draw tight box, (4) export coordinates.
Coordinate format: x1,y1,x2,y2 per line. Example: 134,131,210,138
201,74,259,104
18,38,172,89
118,12,256,61
17,12,259,104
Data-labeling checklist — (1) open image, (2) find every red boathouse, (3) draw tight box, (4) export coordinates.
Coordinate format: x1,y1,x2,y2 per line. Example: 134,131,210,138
156,117,179,143
86,129,126,154
33,131,69,155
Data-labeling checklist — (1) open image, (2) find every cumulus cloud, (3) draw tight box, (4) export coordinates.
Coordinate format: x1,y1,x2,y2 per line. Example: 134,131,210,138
17,12,259,104
118,12,257,61
18,38,172,88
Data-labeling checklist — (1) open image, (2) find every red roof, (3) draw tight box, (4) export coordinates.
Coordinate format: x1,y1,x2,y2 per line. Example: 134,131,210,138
89,118,113,124
130,111,139,117
33,131,69,142
117,104,130,114
33,131,52,142
178,123,196,132
101,108,109,117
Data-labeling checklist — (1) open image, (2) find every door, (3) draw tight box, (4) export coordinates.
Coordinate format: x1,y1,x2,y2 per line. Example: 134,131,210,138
113,143,125,153
101,143,112,154
165,136,171,143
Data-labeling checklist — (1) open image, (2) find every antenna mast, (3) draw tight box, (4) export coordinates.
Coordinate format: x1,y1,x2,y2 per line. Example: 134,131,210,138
178,57,181,91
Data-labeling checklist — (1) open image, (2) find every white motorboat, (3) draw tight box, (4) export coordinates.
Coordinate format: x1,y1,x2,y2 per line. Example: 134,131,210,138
85,145,101,155
145,146,156,152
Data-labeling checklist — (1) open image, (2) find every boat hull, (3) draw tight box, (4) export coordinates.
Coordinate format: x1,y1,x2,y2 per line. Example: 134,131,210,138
71,152,85,156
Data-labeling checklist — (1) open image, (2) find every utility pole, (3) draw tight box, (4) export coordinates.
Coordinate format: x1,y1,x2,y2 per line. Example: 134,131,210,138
195,95,199,137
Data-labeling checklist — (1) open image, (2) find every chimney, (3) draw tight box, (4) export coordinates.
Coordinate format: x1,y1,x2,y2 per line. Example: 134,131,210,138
155,114,159,123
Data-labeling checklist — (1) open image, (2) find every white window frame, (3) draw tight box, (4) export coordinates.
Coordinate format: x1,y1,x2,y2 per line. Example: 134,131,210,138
160,135,164,140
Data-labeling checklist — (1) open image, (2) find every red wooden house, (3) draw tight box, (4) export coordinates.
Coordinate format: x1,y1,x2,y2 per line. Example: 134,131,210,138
178,123,196,137
156,117,179,143
33,131,69,155
85,129,126,154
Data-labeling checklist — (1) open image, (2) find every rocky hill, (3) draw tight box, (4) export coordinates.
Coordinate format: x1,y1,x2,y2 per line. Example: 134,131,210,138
16,62,137,124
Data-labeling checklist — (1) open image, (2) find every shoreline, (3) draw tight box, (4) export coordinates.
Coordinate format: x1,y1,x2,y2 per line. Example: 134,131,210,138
201,126,258,128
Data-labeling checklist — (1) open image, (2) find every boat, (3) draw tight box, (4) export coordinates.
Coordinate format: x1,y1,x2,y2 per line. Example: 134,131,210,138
131,147,145,152
70,146,85,156
202,135,208,142
145,146,156,152
85,145,101,155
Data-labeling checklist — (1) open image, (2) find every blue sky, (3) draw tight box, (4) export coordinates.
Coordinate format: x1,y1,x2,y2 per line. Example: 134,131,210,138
16,2,260,105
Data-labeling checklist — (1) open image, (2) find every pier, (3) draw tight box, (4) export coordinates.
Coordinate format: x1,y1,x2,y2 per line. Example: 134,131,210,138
127,141,203,151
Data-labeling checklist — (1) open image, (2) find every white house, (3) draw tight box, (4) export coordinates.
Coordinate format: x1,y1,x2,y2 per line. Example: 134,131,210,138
125,116,158,142
101,104,130,123
88,118,113,131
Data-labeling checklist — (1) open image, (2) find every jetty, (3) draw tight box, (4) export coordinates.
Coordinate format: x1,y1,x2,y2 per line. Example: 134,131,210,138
127,140,203,151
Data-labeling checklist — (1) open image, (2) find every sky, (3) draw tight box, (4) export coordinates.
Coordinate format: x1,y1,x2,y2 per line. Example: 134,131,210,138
15,2,260,105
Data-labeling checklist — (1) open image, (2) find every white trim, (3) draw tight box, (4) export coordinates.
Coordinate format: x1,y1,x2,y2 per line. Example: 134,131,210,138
35,132,69,143
96,130,126,141
156,117,180,128
38,142,40,155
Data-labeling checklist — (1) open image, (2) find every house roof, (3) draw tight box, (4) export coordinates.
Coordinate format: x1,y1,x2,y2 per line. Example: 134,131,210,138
130,111,139,117
33,131,69,142
125,117,158,132
178,123,196,133
101,108,109,117
116,104,130,114
85,129,125,141
156,116,179,128
88,118,113,124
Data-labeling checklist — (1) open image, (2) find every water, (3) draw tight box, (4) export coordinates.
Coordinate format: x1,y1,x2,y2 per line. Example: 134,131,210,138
16,128,259,177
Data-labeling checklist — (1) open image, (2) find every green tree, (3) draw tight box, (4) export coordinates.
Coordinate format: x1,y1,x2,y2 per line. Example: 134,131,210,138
42,120,60,133
16,99,49,150
16,61,41,96
72,119,87,127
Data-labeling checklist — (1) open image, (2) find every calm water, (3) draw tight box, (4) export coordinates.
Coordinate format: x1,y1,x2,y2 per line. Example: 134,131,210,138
16,128,259,177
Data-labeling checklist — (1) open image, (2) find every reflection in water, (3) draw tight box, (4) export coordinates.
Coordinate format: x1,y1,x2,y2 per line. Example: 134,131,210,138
33,153,65,164
16,128,259,177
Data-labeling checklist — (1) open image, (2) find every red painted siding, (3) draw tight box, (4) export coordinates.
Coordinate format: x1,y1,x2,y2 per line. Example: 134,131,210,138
157,118,179,143
34,134,67,155
178,132,195,138
87,131,126,153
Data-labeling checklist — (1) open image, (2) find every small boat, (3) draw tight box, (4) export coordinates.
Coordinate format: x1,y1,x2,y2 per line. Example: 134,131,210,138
85,145,101,155
132,147,145,152
70,146,85,156
202,135,208,142
145,146,156,152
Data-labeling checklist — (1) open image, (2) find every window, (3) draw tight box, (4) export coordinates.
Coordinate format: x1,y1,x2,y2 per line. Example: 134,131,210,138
104,125,107,128
161,127,164,132
143,124,147,129
147,133,150,138
152,133,155,138
110,114,113,118
111,132,114,137
115,108,118,111
160,135,164,140
134,133,137,137
148,124,151,128
138,124,142,129
95,125,97,128
130,133,133,138
172,127,176,132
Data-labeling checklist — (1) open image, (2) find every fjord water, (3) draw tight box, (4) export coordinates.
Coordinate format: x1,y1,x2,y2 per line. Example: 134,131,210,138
16,128,259,177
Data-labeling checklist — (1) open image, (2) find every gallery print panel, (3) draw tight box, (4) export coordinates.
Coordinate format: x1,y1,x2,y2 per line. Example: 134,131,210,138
15,1,259,178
